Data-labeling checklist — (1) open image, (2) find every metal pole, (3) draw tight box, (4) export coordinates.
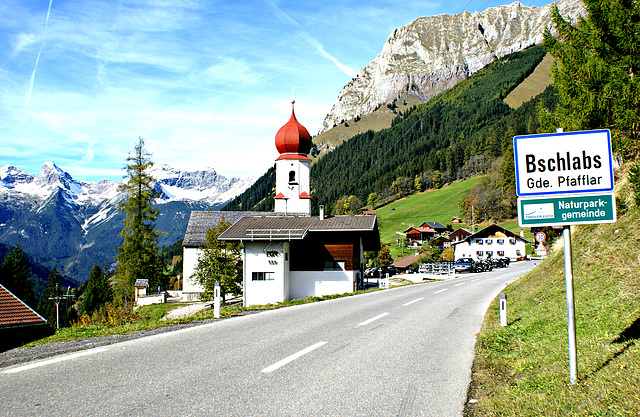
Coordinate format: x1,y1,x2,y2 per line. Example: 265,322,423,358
563,225,578,384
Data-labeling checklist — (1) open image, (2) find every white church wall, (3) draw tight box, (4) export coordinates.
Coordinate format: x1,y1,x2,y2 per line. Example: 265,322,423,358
243,242,287,306
182,247,204,300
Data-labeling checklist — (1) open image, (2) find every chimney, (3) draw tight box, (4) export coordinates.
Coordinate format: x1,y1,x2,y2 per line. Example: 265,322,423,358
319,205,325,220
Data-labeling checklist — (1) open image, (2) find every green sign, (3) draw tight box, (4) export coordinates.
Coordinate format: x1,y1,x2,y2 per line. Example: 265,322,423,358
518,192,616,227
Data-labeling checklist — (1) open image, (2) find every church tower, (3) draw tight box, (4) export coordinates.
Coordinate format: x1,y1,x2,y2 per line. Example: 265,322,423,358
274,100,311,215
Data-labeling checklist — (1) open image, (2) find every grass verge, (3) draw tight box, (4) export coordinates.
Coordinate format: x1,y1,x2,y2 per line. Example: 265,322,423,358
466,167,640,416
21,286,390,348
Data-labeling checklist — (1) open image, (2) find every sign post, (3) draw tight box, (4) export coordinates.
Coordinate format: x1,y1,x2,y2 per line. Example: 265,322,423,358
513,129,615,384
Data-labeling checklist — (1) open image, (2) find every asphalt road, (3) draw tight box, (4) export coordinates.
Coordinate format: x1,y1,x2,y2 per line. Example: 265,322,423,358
0,261,536,416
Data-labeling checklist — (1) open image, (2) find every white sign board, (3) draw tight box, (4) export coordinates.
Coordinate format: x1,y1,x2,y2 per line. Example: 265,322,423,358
513,129,614,197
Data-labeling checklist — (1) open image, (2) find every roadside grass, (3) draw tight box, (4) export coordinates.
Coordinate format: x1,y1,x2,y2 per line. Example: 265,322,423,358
467,169,640,416
21,286,392,348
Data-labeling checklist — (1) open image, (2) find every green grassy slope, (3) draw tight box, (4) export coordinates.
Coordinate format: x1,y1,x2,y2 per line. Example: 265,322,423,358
373,176,535,259
467,167,640,416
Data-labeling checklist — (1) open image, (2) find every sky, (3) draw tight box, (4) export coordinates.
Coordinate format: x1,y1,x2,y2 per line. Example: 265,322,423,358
0,0,556,182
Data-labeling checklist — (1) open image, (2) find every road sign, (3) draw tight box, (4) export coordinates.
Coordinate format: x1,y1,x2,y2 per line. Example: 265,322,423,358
534,232,546,243
513,129,614,197
518,192,616,227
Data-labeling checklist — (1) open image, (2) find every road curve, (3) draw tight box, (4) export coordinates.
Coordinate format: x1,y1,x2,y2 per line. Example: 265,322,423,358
0,261,536,416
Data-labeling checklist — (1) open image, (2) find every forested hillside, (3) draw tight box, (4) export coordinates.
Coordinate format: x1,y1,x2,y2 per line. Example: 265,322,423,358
224,46,554,216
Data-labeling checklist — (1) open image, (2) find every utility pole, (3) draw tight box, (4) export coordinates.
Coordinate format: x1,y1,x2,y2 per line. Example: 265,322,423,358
48,285,73,329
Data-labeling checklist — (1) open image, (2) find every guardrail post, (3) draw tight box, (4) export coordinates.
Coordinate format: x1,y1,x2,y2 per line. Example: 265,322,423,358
214,281,221,319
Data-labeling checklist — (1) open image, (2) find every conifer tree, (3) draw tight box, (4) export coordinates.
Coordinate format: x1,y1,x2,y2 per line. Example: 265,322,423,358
544,0,640,157
116,137,164,304
191,218,242,302
81,265,114,315
0,244,36,308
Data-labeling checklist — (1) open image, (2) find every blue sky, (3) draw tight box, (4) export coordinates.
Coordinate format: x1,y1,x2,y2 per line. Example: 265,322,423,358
0,0,555,182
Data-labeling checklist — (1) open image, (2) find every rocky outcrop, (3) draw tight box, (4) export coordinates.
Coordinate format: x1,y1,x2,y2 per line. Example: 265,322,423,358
320,0,584,133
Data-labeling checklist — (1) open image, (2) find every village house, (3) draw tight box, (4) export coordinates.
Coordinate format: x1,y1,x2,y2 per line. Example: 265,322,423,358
182,101,381,306
452,223,529,262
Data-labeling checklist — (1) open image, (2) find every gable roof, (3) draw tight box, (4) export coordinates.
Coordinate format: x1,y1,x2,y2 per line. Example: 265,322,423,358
0,284,47,328
183,211,278,247
392,252,422,269
405,225,436,234
219,215,381,251
456,223,530,244
421,222,447,231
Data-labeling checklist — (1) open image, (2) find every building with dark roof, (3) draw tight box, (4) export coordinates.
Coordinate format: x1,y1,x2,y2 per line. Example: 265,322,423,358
182,102,381,305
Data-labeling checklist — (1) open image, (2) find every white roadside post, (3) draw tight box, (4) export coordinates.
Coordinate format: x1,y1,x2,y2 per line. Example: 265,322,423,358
499,293,507,327
214,281,221,319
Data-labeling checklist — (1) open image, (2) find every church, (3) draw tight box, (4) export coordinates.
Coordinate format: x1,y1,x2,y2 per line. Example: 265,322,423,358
182,101,380,306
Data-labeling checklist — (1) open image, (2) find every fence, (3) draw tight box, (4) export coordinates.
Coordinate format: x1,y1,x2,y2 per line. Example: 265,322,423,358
419,262,454,275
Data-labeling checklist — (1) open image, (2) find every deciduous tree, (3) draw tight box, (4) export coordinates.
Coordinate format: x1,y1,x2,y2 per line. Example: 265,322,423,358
191,219,242,302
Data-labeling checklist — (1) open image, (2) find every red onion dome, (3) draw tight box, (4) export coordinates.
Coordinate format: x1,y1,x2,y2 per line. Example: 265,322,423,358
275,106,312,156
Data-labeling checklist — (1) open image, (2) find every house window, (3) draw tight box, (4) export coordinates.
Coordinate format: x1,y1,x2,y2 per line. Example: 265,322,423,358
476,239,483,245
497,251,505,256
509,238,516,245
324,261,345,271
486,251,493,256
497,239,504,245
476,251,484,257
288,170,297,184
252,272,274,281
486,239,493,245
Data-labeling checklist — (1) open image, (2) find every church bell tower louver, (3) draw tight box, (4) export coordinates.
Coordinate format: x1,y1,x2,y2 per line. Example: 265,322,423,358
274,99,312,215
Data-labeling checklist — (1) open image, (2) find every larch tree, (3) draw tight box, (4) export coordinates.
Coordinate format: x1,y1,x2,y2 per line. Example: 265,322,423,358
191,218,243,303
116,137,164,305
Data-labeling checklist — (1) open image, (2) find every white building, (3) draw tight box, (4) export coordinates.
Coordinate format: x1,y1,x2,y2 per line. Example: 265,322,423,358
182,101,381,305
452,223,529,261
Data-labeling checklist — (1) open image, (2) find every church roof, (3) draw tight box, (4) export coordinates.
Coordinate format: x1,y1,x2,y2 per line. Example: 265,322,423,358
275,103,312,160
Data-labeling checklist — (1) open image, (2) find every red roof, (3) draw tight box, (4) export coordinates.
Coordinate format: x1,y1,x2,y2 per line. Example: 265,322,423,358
275,105,312,157
0,284,47,328
392,252,422,268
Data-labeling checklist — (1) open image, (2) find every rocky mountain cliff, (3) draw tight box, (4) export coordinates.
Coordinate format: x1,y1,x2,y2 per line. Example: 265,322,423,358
0,163,255,282
319,0,584,133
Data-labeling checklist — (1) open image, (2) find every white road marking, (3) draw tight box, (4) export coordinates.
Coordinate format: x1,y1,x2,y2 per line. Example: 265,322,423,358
434,288,448,294
403,297,424,306
2,348,108,374
357,312,390,327
261,341,328,373
454,282,467,287
471,278,480,282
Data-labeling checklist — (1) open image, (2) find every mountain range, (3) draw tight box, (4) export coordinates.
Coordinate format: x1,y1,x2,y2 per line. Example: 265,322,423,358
319,0,584,134
0,162,255,283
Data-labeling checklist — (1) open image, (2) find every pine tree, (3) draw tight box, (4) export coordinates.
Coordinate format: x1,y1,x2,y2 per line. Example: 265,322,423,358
191,218,242,302
81,265,114,315
544,0,640,157
116,137,164,304
0,244,36,308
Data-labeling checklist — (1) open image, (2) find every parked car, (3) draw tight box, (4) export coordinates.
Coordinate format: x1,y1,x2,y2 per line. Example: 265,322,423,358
453,258,476,273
